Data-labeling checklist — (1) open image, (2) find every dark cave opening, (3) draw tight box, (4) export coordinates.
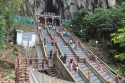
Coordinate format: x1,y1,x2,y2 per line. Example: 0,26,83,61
39,0,61,25
45,0,58,15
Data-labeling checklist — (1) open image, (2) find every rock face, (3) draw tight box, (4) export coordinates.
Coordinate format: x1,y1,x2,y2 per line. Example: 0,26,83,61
21,0,124,19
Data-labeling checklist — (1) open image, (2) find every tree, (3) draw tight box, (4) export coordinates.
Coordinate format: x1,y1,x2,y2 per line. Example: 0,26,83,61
111,27,125,75
0,0,22,51
71,9,89,38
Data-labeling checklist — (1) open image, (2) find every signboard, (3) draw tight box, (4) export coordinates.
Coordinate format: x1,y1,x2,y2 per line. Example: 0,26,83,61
22,34,32,41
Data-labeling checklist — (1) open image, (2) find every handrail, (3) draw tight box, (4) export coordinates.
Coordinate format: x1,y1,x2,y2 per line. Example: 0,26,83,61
61,26,121,79
60,25,78,44
38,28,48,59
58,32,84,62
73,61,92,83
55,37,92,83
80,43,117,79
55,42,78,83
52,27,92,83
67,39,107,83
46,26,77,82
85,58,108,82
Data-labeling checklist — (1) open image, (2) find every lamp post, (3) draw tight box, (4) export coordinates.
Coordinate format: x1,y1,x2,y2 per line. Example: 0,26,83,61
80,29,83,39
95,41,98,48
95,41,98,55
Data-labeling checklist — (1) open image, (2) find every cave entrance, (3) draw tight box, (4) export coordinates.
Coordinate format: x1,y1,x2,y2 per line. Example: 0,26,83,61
54,19,60,26
47,18,52,23
45,0,60,25
45,0,58,15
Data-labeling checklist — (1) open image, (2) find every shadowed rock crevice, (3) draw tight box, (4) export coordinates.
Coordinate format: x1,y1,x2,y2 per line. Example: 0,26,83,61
21,0,124,19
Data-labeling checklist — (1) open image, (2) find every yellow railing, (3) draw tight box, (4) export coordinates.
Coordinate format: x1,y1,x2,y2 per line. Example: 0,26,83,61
37,28,48,59
55,42,78,83
59,33,107,82
80,43,117,78
61,26,121,82
52,28,92,83
45,26,77,82
86,58,108,82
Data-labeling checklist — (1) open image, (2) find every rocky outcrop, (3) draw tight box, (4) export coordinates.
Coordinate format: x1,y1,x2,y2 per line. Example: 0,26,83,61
21,0,124,19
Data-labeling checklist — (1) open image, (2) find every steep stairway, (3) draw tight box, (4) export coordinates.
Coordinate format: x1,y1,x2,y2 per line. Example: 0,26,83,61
49,27,87,83
56,26,116,83
48,67,59,78
18,59,29,83
39,27,59,78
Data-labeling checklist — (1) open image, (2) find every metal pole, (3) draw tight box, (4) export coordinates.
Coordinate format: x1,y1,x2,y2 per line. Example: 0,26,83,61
27,39,30,58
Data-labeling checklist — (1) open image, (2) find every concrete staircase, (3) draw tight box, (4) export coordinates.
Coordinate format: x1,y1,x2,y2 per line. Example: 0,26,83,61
56,26,116,83
39,27,60,78
18,59,29,83
48,67,59,78
49,28,87,83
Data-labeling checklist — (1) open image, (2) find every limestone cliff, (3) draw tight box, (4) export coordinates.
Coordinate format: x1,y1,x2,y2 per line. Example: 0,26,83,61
20,0,125,19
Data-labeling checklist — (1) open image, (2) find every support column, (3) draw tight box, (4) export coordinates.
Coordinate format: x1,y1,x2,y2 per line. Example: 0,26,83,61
44,17,47,26
84,57,86,63
52,18,54,26
116,75,119,83
59,19,61,26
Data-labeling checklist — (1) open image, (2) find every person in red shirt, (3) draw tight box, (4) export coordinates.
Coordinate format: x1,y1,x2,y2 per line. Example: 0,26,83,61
51,39,55,46
99,62,103,71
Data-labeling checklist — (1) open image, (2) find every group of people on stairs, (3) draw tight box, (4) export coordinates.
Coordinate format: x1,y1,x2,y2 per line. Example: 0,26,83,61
39,22,104,75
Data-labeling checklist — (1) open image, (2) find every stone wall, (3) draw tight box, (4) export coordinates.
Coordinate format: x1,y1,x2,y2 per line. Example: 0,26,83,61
21,0,124,19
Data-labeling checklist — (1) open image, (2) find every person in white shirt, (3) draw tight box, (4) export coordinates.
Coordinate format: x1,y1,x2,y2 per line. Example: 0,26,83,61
53,27,55,30
72,43,74,48
45,44,47,51
63,31,65,36
70,39,73,44
49,25,51,30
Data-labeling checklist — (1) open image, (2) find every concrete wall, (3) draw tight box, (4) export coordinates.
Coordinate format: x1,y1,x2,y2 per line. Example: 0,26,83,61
16,30,36,47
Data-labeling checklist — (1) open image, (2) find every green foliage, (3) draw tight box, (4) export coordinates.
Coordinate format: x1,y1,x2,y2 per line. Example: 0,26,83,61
110,3,125,75
115,53,125,60
2,62,12,69
0,0,22,51
71,9,89,39
111,27,125,43
1,72,14,80
62,24,70,29
0,18,6,51
72,2,125,75
72,3,125,42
